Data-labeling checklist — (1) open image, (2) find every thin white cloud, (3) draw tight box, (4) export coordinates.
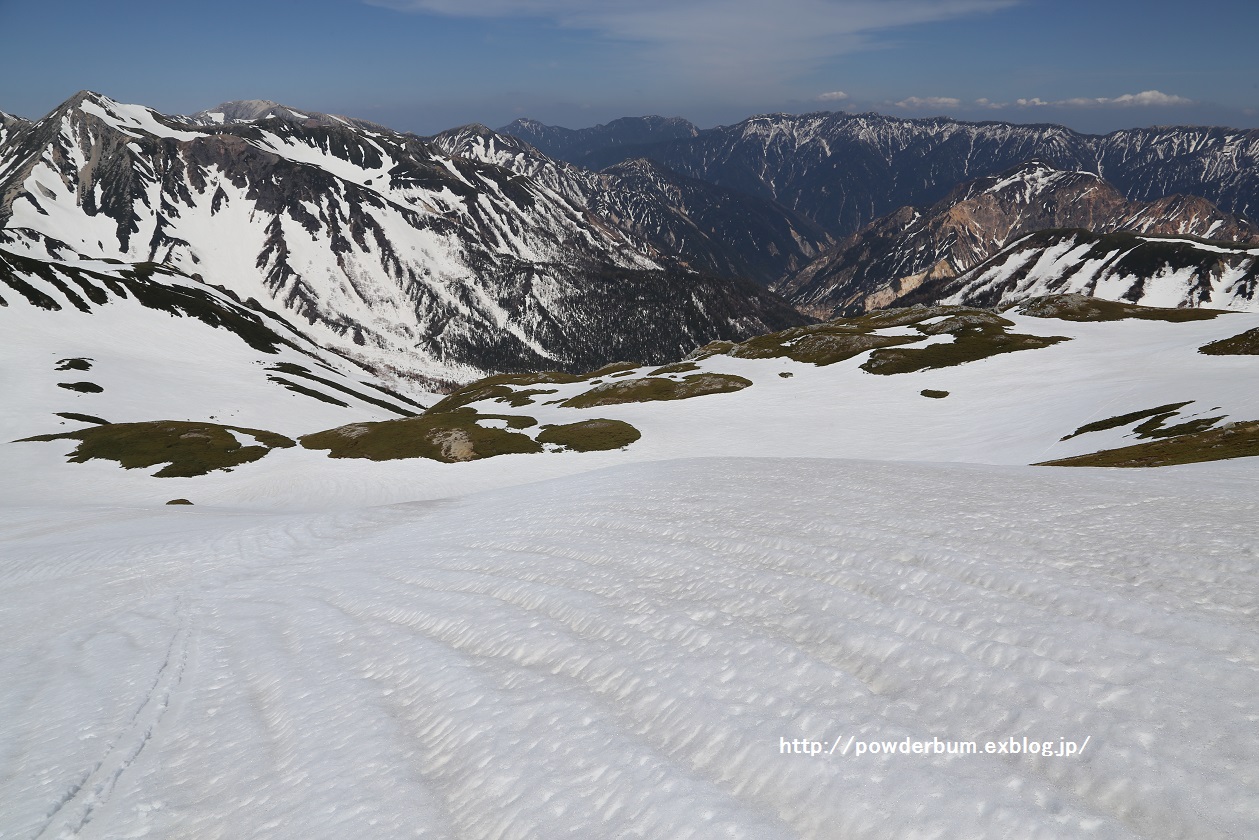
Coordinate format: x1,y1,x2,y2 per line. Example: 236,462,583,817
818,91,849,102
894,96,962,109
888,90,1196,113
1017,90,1194,108
368,0,1020,92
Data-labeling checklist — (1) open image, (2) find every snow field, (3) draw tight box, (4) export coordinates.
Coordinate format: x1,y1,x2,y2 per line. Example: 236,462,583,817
1,458,1256,839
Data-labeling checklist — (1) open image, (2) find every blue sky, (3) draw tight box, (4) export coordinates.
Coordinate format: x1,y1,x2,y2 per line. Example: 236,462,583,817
1,0,1255,134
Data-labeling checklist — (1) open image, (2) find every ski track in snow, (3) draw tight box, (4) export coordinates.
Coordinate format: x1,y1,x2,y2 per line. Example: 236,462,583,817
2,458,1257,839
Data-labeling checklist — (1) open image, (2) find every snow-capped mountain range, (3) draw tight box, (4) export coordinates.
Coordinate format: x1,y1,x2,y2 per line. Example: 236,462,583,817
505,112,1259,238
0,92,804,386
6,91,1259,399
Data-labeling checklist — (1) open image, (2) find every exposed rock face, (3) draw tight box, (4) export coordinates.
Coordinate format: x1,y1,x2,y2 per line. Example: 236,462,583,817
775,161,1257,317
0,92,807,383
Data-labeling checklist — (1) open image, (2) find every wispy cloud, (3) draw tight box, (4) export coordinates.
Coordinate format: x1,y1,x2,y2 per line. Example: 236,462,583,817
888,90,1196,112
894,95,962,109
1033,90,1194,108
818,90,849,102
369,0,1019,92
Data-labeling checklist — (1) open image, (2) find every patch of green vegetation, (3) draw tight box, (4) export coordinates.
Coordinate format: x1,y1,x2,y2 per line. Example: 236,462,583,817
267,376,351,407
562,373,752,408
848,305,988,329
649,361,700,375
915,312,1014,335
537,419,641,452
920,389,950,399
862,325,1069,375
692,306,1015,368
1200,328,1259,355
55,357,92,371
691,340,736,360
488,414,538,430
1132,412,1224,440
268,363,417,416
1062,402,1193,440
585,361,640,377
496,388,558,408
716,324,921,366
166,498,193,505
58,381,103,393
55,412,110,425
1038,421,1259,468
300,409,541,462
17,421,295,477
1016,294,1223,323
426,371,582,414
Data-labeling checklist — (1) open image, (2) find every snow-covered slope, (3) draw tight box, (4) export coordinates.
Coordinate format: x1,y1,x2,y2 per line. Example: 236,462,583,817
778,161,1256,317
933,231,1259,311
0,92,804,383
0,231,428,448
8,297,1259,509
5,294,1259,837
2,456,1256,839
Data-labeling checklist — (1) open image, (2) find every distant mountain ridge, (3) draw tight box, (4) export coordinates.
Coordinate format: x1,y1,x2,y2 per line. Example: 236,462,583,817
499,116,699,170
776,160,1257,317
183,100,391,132
430,123,831,284
505,112,1259,238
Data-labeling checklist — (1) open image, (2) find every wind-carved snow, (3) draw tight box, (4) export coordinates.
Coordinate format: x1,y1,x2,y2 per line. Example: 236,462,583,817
0,458,1256,839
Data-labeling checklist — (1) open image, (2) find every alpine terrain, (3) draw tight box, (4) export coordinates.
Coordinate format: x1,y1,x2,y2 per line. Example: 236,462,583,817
0,92,805,386
4,92,1259,840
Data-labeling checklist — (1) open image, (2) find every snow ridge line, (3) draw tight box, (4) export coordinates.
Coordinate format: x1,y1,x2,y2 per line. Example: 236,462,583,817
34,599,191,840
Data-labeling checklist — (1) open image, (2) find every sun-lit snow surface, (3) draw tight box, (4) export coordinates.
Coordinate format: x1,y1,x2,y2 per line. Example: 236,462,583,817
6,274,1259,836
8,303,1259,511
0,243,429,446
1,458,1257,839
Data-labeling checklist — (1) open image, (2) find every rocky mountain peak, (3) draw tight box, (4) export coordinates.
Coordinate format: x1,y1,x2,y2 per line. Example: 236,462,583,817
195,99,285,122
183,100,389,131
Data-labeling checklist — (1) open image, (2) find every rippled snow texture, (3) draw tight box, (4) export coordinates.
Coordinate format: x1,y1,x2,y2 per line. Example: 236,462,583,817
2,458,1257,839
